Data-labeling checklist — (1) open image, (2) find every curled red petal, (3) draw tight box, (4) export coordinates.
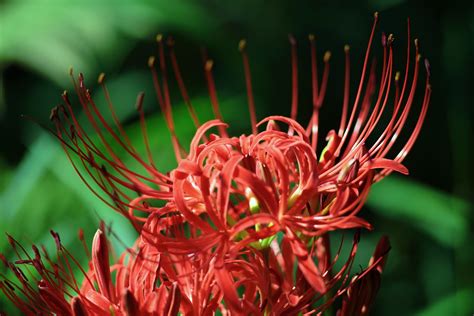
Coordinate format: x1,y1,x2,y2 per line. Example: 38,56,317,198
258,116,309,143
214,263,243,313
369,158,409,175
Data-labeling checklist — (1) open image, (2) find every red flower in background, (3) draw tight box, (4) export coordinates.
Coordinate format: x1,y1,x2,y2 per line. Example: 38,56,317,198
1,224,390,315
1,226,186,315
1,13,430,315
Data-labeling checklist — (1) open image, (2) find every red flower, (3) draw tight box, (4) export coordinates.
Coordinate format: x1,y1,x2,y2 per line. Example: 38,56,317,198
49,14,430,233
137,14,430,304
1,225,390,315
2,13,431,315
0,227,187,315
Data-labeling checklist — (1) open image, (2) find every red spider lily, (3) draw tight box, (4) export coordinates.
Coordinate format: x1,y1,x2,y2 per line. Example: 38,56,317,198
0,227,187,315
48,13,430,233
134,13,430,302
2,12,431,315
1,224,390,315
337,236,390,315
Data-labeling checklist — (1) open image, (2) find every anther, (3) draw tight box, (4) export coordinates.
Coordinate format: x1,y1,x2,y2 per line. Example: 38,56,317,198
395,71,401,81
387,34,395,45
62,90,70,104
344,45,350,52
156,34,163,42
238,39,247,52
135,92,145,111
147,56,155,68
424,58,431,77
49,106,59,121
50,230,61,250
323,51,331,62
205,60,214,71
79,78,85,89
308,34,315,42
98,73,105,84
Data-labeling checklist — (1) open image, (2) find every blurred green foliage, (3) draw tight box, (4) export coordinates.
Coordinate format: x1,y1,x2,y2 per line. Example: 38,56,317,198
0,0,212,84
0,0,472,315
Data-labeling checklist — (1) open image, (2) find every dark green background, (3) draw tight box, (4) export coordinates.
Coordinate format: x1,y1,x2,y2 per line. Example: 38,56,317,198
0,0,472,314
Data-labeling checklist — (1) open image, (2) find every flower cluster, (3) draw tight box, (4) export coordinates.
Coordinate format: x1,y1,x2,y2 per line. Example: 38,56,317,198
1,13,430,315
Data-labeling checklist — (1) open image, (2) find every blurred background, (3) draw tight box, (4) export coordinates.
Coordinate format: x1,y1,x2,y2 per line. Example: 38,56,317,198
0,0,472,314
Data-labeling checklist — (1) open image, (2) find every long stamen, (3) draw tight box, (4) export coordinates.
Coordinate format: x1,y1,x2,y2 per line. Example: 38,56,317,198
376,57,431,180
316,51,331,108
135,92,156,168
348,35,394,154
54,104,169,195
53,125,149,227
309,34,319,107
156,35,185,162
56,110,168,188
342,59,377,158
338,45,351,136
98,73,135,152
311,51,331,151
378,39,421,158
336,12,379,156
368,21,414,162
204,59,227,137
167,37,202,129
289,34,299,122
66,73,167,187
239,39,258,135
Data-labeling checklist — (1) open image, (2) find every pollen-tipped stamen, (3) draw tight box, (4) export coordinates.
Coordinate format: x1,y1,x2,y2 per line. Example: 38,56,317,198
239,39,258,135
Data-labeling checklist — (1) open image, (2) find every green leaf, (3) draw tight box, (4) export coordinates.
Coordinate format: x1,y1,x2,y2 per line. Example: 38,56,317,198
367,176,470,247
0,0,213,84
415,288,474,316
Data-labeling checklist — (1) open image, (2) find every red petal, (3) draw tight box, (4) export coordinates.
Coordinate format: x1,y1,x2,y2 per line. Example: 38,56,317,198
369,158,408,175
368,236,391,273
164,283,181,316
91,230,114,301
71,297,88,316
214,264,243,313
